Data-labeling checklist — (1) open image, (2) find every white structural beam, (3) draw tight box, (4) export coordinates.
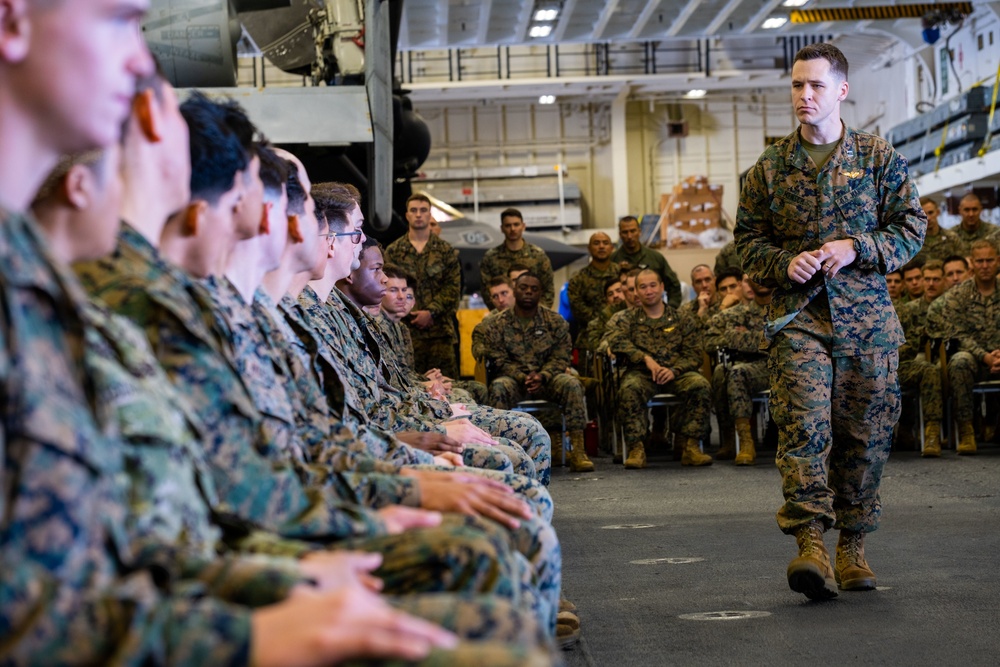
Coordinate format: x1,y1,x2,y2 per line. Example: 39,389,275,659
476,0,493,45
512,0,535,43
592,0,620,41
628,0,662,40
740,0,784,34
552,0,579,42
703,0,744,36
611,84,632,220
666,0,704,37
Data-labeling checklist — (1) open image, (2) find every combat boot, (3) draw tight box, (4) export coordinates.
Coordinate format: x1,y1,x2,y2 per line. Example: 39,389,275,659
680,438,712,466
715,427,736,460
835,530,876,591
624,444,646,469
787,521,838,600
550,430,565,467
921,421,941,458
567,431,595,472
556,610,580,649
957,421,977,455
734,418,757,466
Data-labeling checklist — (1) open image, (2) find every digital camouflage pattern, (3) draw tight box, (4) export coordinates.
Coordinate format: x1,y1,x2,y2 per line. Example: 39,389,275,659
1,211,256,665
705,300,769,426
567,261,619,349
896,297,943,422
915,226,960,263
735,125,922,534
605,305,711,443
376,310,415,372
472,309,503,361
678,294,722,330
383,234,461,377
713,239,742,274
927,276,1000,422
481,307,586,432
610,244,682,307
953,221,1000,257
586,301,626,353
481,241,556,309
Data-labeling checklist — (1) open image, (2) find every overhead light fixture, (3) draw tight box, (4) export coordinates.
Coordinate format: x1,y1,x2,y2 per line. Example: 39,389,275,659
534,8,559,21
685,89,707,98
781,0,809,7
762,17,788,29
539,94,556,104
529,24,553,38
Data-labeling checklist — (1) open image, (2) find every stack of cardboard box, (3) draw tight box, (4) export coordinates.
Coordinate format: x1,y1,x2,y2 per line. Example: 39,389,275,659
659,175,727,249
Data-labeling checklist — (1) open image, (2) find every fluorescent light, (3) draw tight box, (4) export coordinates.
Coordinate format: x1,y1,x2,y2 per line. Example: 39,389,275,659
782,0,809,7
762,17,788,29
529,24,553,38
685,89,707,98
539,95,556,104
534,8,559,21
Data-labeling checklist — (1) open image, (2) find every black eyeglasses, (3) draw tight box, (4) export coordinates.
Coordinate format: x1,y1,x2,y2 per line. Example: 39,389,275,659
322,231,363,244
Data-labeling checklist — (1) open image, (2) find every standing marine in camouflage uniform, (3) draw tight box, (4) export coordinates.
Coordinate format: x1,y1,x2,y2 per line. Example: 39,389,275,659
714,239,742,274
895,260,947,456
483,272,595,473
735,44,925,600
611,215,682,307
567,232,619,350
926,239,1000,455
704,279,772,465
605,269,713,469
480,207,556,309
915,196,960,262
384,193,461,378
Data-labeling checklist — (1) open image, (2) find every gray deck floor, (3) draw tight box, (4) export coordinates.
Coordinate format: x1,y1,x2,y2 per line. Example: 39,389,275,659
551,445,1000,667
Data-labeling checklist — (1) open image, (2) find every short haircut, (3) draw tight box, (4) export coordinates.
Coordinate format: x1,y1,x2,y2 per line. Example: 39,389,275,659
383,263,415,288
960,192,982,206
793,43,849,81
406,193,430,208
922,259,944,275
312,182,358,233
970,238,998,255
901,257,925,274
886,268,902,278
943,254,969,269
181,92,248,204
919,196,939,209
715,267,742,289
488,276,512,290
32,149,107,208
690,264,712,280
256,143,288,201
508,262,531,275
514,270,542,285
636,268,661,285
358,236,383,262
500,207,523,223
285,161,306,216
618,215,640,227
218,98,259,156
625,268,641,280
603,277,622,295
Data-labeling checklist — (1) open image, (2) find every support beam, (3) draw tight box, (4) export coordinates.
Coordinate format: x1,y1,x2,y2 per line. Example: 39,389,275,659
611,85,632,220
703,0,746,36
592,0,620,41
628,0,663,40
512,0,535,43
438,0,450,45
666,0,704,37
552,0,579,42
740,0,784,34
476,0,494,45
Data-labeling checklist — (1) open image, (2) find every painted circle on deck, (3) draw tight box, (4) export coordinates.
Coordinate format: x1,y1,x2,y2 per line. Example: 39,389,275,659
600,523,656,530
678,611,772,621
630,557,705,565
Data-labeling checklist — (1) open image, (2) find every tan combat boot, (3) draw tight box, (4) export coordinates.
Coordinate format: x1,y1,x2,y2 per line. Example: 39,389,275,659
787,521,838,600
715,427,736,460
957,421,977,455
734,418,757,466
567,431,595,472
680,437,712,466
624,444,646,469
550,430,565,467
835,530,877,591
921,421,941,458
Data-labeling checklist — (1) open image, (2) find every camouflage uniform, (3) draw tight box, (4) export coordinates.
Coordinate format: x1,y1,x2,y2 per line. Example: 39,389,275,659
0,211,269,664
74,225,529,602
606,306,712,444
953,221,1000,257
705,300,769,430
482,307,587,432
587,301,626,353
480,242,556,309
610,244,682,307
472,309,503,362
567,262,619,349
735,125,925,534
927,277,1000,423
714,239,742,274
915,227,960,263
896,297,944,422
384,234,461,378
678,295,722,332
